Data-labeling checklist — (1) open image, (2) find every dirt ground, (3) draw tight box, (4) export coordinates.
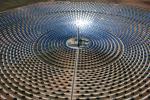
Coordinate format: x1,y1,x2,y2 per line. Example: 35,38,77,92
0,0,149,12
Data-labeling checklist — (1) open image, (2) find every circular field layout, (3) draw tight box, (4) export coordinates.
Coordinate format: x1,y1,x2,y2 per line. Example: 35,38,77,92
0,2,150,100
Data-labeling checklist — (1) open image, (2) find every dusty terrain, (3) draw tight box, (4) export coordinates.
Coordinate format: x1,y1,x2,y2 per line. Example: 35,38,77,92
0,0,149,12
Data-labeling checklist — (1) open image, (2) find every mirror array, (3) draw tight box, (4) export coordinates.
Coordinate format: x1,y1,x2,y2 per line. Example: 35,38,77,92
0,1,150,100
